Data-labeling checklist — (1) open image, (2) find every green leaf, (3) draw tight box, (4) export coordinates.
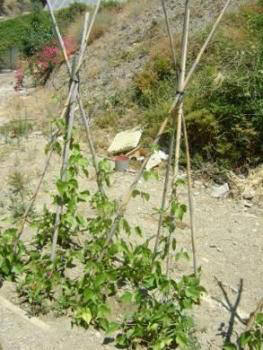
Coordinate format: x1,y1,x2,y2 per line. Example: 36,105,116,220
78,190,90,202
141,191,150,201
175,178,185,186
172,238,177,251
76,308,92,325
175,250,190,261
153,337,173,350
143,169,159,181
56,179,67,195
132,189,140,198
97,304,111,318
239,331,252,346
105,321,120,334
255,312,263,326
185,286,201,300
83,168,89,178
94,273,107,287
176,331,188,348
171,202,187,221
83,289,97,303
122,218,131,235
135,226,143,237
121,291,133,303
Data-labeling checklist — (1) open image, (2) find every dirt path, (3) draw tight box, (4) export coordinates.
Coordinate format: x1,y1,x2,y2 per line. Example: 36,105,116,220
0,291,114,350
0,71,16,126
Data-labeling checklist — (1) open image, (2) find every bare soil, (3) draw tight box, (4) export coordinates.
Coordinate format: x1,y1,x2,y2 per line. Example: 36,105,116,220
0,132,262,349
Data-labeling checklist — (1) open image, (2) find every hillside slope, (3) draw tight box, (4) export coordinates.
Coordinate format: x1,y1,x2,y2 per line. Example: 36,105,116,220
0,0,31,16
52,0,248,104
49,0,262,169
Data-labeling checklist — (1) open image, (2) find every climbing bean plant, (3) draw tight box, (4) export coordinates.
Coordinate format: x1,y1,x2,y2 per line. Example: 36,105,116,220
0,119,204,349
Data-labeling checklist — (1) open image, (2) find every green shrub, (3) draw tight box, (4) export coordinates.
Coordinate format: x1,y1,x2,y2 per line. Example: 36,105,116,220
22,10,53,56
101,0,124,11
131,2,263,169
0,3,87,57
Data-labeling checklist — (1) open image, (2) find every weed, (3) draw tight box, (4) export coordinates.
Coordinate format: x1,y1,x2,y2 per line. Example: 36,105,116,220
8,170,34,221
224,312,263,349
0,228,25,281
95,111,118,129
0,117,33,141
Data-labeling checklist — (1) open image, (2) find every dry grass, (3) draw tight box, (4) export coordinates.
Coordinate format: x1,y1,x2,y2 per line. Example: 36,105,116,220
64,15,86,45
229,165,263,202
89,6,124,44
2,89,61,136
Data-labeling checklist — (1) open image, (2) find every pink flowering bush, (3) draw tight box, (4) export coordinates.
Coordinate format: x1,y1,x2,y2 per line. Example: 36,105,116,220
37,36,77,71
13,37,77,88
36,45,60,72
33,36,77,84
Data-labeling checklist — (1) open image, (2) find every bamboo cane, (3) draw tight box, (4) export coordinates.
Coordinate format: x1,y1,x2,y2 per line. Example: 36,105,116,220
173,0,190,185
154,0,190,255
182,111,197,274
102,0,231,253
164,0,191,275
160,0,178,75
44,1,103,261
50,15,90,262
46,5,103,194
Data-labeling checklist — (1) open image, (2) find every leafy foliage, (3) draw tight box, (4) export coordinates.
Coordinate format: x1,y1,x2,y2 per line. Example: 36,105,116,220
0,2,87,56
8,170,34,221
224,312,263,350
0,228,25,281
131,2,263,169
0,117,204,348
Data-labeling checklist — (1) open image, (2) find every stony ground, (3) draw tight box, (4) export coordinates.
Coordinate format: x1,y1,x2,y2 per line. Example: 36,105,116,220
0,131,262,350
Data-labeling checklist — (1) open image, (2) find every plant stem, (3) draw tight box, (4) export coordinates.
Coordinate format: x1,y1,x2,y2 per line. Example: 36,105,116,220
77,96,105,194
182,112,197,274
154,125,176,255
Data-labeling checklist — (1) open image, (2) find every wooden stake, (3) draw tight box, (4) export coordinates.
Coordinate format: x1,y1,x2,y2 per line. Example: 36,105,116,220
182,112,197,274
173,0,190,184
102,0,231,254
50,14,90,262
44,1,103,261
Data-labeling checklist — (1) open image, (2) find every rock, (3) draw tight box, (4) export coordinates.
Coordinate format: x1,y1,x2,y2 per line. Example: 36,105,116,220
242,190,255,200
23,74,35,89
107,128,142,154
211,183,229,198
243,200,253,208
146,150,168,170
